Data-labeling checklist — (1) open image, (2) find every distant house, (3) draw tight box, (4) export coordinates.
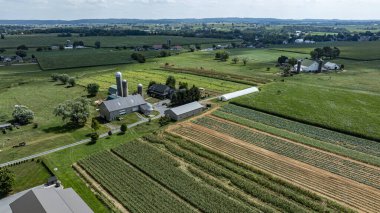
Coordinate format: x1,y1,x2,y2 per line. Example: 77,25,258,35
64,45,74,50
304,40,316,44
99,94,153,121
165,101,204,121
51,45,59,50
10,188,93,213
324,62,341,70
15,56,23,63
147,84,175,100
152,44,163,50
295,39,304,44
171,45,183,51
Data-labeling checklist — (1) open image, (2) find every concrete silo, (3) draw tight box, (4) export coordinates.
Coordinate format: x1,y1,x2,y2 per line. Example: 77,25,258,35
122,80,128,97
115,72,123,97
296,60,302,73
137,83,143,97
317,59,323,73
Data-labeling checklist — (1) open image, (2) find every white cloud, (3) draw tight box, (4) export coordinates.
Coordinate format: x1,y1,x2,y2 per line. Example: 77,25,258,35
0,0,379,20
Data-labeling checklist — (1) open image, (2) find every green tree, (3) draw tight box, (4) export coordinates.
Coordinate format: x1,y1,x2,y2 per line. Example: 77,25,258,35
0,48,5,53
15,50,27,58
54,98,90,126
68,77,76,87
90,132,99,144
242,58,248,66
232,57,239,64
51,73,60,81
120,123,128,134
178,82,188,90
0,34,4,39
288,57,298,66
0,168,14,197
86,83,100,96
195,44,201,50
16,45,28,50
159,116,171,126
159,50,170,57
166,76,176,89
148,81,157,89
91,118,100,131
215,51,229,61
58,74,70,84
277,55,288,64
131,53,146,63
12,105,34,125
95,41,101,49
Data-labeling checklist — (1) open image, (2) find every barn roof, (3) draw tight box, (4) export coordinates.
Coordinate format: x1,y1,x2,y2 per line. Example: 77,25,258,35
148,84,172,94
169,102,204,116
101,95,146,112
10,188,93,213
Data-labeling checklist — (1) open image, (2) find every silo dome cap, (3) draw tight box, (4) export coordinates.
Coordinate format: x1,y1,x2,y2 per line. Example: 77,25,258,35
115,72,122,77
138,83,143,87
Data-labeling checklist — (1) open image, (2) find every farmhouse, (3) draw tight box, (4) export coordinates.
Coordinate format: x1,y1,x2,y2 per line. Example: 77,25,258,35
219,87,259,102
294,60,339,72
165,101,204,121
152,44,163,50
147,84,175,99
99,94,153,121
10,188,93,213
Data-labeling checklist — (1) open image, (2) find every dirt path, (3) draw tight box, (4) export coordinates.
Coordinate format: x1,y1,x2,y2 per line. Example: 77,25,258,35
72,163,129,213
168,123,380,212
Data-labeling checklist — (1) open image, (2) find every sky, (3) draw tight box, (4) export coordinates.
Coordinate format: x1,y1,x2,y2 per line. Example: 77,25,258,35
0,0,379,20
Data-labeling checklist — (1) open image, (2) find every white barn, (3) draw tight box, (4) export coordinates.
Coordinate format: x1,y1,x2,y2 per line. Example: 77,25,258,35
219,87,259,102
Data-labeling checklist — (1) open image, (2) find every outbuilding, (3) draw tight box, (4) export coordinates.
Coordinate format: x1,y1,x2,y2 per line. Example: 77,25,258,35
99,94,151,121
165,102,204,121
219,87,259,102
10,188,93,213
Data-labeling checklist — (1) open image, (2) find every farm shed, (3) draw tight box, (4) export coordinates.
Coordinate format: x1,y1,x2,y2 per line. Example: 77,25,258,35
165,102,204,121
219,87,259,102
10,188,93,213
324,62,340,70
0,123,11,129
99,94,151,121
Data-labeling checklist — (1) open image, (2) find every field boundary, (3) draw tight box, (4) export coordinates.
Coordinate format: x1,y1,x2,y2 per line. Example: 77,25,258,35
72,163,129,213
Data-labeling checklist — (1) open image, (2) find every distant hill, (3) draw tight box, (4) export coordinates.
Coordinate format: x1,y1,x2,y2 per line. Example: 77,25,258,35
0,18,379,25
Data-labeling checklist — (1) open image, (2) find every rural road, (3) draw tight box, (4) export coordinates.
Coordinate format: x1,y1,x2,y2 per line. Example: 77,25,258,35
0,97,217,168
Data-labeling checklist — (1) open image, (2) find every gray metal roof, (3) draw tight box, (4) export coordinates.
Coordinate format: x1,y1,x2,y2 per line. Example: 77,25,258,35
101,95,146,112
10,188,93,213
169,102,204,115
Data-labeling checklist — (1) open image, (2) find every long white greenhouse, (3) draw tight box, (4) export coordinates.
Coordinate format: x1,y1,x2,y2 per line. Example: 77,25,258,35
218,87,259,102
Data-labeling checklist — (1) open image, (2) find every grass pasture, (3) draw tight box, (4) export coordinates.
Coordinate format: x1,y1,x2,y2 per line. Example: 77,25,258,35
0,34,235,49
231,81,380,140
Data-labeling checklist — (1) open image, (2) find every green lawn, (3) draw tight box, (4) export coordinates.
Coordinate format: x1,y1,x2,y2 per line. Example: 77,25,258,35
0,80,103,163
42,121,162,213
8,160,52,194
232,81,380,140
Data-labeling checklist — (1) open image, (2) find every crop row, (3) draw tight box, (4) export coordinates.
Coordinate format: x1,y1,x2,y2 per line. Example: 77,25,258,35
213,110,380,167
144,134,349,213
220,104,380,157
78,151,194,213
193,116,380,190
170,124,380,213
112,140,256,213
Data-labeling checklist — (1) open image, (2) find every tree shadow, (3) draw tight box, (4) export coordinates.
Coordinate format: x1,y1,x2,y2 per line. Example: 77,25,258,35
43,123,82,134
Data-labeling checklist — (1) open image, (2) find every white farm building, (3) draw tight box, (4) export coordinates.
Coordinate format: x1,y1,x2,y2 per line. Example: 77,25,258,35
219,87,259,102
294,60,340,72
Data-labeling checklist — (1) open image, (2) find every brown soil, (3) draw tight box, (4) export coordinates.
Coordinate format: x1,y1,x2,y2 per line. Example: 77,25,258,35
168,122,380,213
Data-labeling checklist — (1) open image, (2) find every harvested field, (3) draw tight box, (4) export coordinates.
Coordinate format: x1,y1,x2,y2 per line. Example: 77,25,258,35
168,122,380,213
193,116,380,190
